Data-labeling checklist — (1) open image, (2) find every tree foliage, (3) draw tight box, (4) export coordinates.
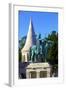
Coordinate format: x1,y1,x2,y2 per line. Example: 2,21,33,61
46,31,58,65
45,31,58,76
19,36,26,49
19,36,26,62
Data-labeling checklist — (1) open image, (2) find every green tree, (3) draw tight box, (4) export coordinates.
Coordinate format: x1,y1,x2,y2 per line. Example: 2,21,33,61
19,36,26,49
46,31,58,76
47,31,58,65
19,36,26,62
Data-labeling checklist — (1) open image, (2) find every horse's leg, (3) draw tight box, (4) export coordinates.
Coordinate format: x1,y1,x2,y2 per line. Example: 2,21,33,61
32,52,34,62
31,51,33,62
34,53,36,62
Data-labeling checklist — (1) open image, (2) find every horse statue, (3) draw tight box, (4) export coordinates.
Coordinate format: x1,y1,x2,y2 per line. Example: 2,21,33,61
29,34,53,63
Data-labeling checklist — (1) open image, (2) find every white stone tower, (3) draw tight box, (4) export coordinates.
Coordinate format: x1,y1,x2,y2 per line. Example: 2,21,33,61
21,18,36,62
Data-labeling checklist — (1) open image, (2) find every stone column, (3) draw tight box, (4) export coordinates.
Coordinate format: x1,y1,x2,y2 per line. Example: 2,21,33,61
47,68,51,77
26,70,30,78
36,70,40,78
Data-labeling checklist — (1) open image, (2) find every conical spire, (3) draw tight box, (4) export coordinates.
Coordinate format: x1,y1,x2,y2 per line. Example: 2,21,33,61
22,18,36,51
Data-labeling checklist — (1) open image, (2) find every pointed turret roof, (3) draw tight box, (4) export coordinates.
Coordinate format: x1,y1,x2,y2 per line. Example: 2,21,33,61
22,18,36,52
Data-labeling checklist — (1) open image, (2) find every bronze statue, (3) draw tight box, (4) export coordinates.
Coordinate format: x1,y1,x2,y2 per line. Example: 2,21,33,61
29,34,53,63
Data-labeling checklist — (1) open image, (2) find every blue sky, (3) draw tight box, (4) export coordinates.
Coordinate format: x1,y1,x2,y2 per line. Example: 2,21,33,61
18,11,58,40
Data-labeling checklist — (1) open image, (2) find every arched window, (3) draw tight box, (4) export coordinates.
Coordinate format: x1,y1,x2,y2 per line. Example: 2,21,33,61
40,71,47,78
30,71,36,78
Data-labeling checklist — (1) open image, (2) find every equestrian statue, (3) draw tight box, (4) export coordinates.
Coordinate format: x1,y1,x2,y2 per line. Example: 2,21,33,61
29,34,53,63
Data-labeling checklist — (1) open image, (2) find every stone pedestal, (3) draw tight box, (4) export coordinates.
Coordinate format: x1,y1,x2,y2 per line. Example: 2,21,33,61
26,62,51,78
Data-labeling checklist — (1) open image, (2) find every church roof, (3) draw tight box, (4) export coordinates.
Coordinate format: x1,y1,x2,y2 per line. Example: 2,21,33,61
22,18,36,52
